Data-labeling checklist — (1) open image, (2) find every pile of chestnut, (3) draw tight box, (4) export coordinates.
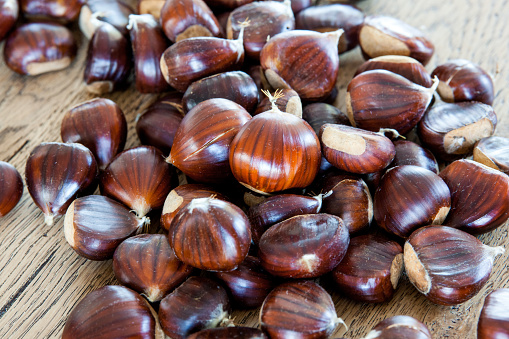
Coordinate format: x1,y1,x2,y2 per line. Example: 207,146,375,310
1,0,509,338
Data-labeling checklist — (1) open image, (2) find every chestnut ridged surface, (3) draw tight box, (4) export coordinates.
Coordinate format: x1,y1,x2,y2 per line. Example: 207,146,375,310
0,0,18,41
363,315,432,339
113,234,194,302
254,88,302,117
214,256,277,308
359,15,434,65
418,102,497,161
168,98,251,183
183,71,259,113
61,98,127,170
0,161,23,217
432,59,494,105
84,23,132,94
258,213,349,278
319,124,395,174
79,0,134,38
439,159,509,234
296,4,364,53
159,276,231,339
478,289,509,339
389,140,438,174
21,0,84,22
64,195,145,261
474,136,509,174
227,0,294,60
248,193,322,243
128,14,171,93
374,165,450,238
4,23,77,75
260,280,345,339
332,234,403,303
187,327,268,339
26,142,97,226
346,70,437,134
100,146,177,218
260,29,341,101
404,226,504,305
169,197,251,271
302,103,351,136
62,285,161,339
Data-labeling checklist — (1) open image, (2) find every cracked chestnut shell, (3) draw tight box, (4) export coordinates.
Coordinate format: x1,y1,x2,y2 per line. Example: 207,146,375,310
474,136,509,174
363,316,432,339
21,0,84,22
478,288,509,339
79,0,134,38
0,0,18,41
0,161,23,217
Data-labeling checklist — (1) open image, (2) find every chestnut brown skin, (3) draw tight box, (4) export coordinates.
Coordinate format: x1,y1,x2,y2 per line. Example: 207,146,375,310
364,315,432,339
302,103,351,136
474,136,509,174
26,142,97,226
439,159,509,234
79,0,134,38
478,289,509,339
62,285,162,339
4,23,77,75
0,161,23,217
159,276,231,339
389,140,438,174
404,226,504,306
61,98,127,171
64,195,145,261
432,59,494,105
417,102,497,161
275,0,311,14
204,0,252,10
187,327,268,339
21,0,84,22
359,15,435,65
296,4,364,53
332,234,403,303
254,88,302,117
0,0,18,41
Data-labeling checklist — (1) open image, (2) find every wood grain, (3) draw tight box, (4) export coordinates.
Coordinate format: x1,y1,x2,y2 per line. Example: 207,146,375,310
0,0,508,338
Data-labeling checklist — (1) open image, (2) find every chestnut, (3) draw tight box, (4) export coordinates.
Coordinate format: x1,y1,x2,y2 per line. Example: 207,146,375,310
478,288,509,339
187,327,268,339
254,88,302,117
363,315,432,339
302,103,351,136
389,140,438,174
473,136,509,174
432,59,494,105
274,0,311,14
0,0,18,41
4,23,77,75
404,226,504,305
21,0,84,22
0,161,23,217
203,0,252,10
79,0,134,38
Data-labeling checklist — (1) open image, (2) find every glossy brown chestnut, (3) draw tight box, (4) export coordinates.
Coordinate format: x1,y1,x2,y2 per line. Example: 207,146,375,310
319,124,395,174
389,140,438,174
417,102,497,161
204,0,253,10
404,226,504,305
478,289,509,339
355,55,433,88
302,103,351,136
296,4,364,53
258,213,349,278
260,280,346,339
363,315,432,339
26,142,97,226
159,276,231,339
332,234,403,303
439,159,509,234
474,136,509,174
168,98,251,183
61,98,127,170
79,0,134,38
188,327,268,339
254,88,302,117
100,146,177,218
346,70,438,134
432,59,494,105
359,15,435,65
374,165,450,238
128,14,171,93
260,29,341,101
183,71,259,113
138,0,165,19
21,0,84,22
64,195,146,261
62,285,162,339
0,161,23,217
4,23,77,75
227,0,294,60
84,22,132,94
113,234,194,302
0,0,18,41
169,197,251,271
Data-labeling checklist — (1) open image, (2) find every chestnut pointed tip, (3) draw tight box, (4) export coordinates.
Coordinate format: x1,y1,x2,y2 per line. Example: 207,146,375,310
486,245,505,259
44,213,55,226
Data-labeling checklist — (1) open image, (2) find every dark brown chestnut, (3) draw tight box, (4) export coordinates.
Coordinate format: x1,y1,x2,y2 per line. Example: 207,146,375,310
100,146,177,218
203,0,252,10
432,59,494,105
474,136,509,174
0,161,23,217
332,234,403,303
62,285,162,339
359,15,435,65
79,0,134,38
478,288,509,339
439,159,509,234
159,276,231,339
26,142,97,226
0,0,18,41
64,195,146,261
274,0,311,14
404,226,504,305
363,315,432,339
254,88,302,117
417,102,497,161
138,0,165,19
302,103,350,136
21,0,84,22
389,140,438,174
260,280,347,339
61,98,127,171
4,23,77,75
187,327,268,339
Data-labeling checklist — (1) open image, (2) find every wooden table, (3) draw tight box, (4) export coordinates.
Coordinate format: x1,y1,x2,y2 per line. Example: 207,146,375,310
1,0,508,338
